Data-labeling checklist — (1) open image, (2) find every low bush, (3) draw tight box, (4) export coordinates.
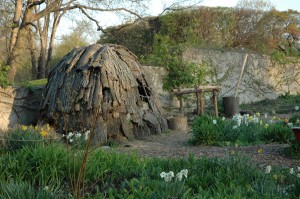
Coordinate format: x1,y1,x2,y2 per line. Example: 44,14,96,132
190,114,293,146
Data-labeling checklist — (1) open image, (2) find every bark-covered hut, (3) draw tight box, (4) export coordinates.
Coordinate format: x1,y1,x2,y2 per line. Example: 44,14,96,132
40,44,167,144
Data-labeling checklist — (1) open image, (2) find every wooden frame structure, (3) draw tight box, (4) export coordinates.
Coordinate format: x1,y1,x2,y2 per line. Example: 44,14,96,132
173,86,222,117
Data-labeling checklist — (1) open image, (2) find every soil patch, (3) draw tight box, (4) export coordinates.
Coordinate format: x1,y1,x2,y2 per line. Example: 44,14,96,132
116,131,300,168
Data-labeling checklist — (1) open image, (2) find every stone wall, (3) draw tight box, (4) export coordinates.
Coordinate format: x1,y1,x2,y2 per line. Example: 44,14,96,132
184,48,300,104
143,49,300,107
0,86,43,131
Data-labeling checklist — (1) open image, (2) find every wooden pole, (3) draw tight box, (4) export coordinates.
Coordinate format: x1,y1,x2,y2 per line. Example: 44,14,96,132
213,89,218,117
178,88,184,114
199,91,204,115
234,54,248,98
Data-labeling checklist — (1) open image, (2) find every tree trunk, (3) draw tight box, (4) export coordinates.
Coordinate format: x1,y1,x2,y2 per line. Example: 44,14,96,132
37,10,50,79
46,11,62,75
29,28,38,80
8,0,23,54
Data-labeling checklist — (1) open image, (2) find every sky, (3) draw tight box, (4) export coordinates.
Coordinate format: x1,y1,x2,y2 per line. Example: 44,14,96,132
57,0,300,43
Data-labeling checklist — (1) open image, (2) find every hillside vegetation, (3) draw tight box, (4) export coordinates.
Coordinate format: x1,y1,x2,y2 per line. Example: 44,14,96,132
100,7,300,60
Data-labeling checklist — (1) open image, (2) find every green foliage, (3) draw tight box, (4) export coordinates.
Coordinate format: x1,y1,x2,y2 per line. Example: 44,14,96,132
0,63,11,88
0,181,59,199
190,115,225,145
101,7,300,61
260,122,293,143
284,140,300,159
2,125,59,151
190,113,293,146
240,94,300,115
144,34,207,90
0,142,299,198
290,114,300,125
19,78,48,87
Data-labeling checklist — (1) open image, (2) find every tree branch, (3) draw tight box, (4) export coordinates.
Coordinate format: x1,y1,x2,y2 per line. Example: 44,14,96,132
77,7,105,32
28,0,45,8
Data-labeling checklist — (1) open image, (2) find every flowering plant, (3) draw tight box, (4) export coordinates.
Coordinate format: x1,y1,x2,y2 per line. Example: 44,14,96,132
3,124,58,150
63,130,90,149
158,169,190,198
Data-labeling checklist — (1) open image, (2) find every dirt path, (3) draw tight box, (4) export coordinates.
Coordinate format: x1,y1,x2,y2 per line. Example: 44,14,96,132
117,131,300,168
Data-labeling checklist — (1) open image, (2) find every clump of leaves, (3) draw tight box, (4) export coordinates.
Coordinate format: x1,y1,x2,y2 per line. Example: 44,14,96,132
144,34,207,91
0,63,11,88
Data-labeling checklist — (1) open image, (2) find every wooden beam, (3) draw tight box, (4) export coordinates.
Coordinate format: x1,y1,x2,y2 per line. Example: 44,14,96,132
173,86,221,95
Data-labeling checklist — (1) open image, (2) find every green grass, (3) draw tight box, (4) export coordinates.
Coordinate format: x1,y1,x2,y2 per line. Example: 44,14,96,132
0,142,299,198
15,78,47,88
240,94,300,115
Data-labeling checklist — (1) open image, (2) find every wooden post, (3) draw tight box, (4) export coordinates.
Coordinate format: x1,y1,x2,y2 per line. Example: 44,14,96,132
235,54,248,98
179,95,184,114
195,86,200,115
213,89,219,117
199,91,205,115
178,88,184,114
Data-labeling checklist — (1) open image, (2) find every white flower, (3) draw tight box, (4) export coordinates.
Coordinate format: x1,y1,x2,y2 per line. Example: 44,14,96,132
75,133,82,138
295,106,299,111
160,172,167,178
298,167,300,172
69,138,73,143
176,172,183,181
84,130,90,140
233,126,238,129
290,168,294,175
160,171,174,182
180,169,188,178
164,171,174,182
43,186,49,191
297,173,300,178
264,113,268,119
213,120,217,125
287,123,293,128
265,165,271,174
222,117,225,121
67,132,74,139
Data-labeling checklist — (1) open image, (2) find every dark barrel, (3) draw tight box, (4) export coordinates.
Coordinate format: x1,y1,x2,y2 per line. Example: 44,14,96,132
223,96,239,118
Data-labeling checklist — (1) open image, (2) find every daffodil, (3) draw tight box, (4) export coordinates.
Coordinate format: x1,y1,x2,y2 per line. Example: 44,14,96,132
256,112,260,117
285,118,289,123
21,125,27,131
264,124,269,129
231,150,235,155
257,148,263,154
40,130,48,137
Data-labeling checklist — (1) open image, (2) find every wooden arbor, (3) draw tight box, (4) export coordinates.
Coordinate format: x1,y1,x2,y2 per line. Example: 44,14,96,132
173,86,221,116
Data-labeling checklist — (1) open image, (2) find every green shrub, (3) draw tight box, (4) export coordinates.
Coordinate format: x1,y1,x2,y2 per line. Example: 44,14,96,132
260,122,293,143
190,115,225,145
